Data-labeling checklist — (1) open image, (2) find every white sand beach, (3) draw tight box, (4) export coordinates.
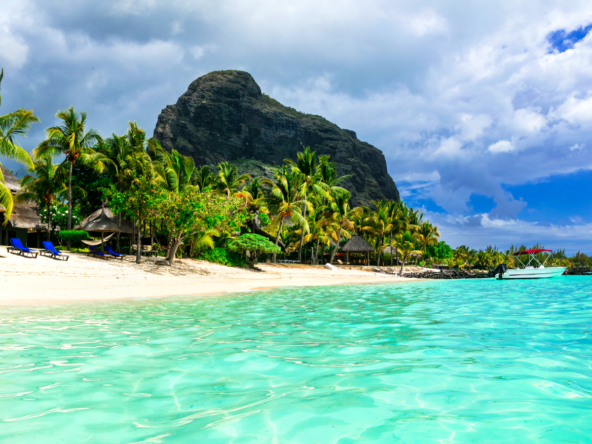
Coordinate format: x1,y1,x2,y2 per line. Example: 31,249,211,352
0,251,422,306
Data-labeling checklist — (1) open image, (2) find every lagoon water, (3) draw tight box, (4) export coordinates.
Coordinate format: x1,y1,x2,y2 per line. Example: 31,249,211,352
1,277,591,443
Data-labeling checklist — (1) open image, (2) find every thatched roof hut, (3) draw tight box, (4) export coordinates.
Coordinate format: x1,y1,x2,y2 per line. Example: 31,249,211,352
1,165,20,193
77,204,134,234
340,233,375,253
0,166,43,230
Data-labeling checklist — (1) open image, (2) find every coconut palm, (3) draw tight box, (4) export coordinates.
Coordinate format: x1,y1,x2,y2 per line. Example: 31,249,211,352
15,156,66,240
392,231,422,274
147,139,195,193
0,68,39,221
285,146,326,262
324,188,362,264
416,221,440,255
263,166,308,262
215,162,251,197
318,155,352,188
363,200,392,266
194,165,214,191
34,107,110,248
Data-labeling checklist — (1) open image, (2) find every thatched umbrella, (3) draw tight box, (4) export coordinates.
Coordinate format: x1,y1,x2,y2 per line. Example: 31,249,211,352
339,233,375,265
77,202,134,251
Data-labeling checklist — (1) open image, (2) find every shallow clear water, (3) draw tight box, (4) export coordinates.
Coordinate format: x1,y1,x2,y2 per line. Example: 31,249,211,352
1,277,591,443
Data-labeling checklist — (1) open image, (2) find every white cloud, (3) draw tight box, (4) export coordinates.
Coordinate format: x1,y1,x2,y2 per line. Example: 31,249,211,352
1,0,592,247
0,0,31,69
428,211,592,254
406,10,448,36
488,140,514,153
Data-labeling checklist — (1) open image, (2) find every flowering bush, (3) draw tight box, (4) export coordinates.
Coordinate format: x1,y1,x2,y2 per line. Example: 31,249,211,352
40,203,82,233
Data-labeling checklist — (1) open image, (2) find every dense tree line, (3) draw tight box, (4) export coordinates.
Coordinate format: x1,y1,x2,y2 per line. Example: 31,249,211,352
1,69,589,270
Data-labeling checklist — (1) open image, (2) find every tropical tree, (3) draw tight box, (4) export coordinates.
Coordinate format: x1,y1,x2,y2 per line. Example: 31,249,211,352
0,68,39,221
417,221,441,255
109,171,162,263
363,200,392,266
324,188,362,264
34,107,110,248
215,162,251,196
148,141,196,193
15,156,66,240
263,166,308,262
194,165,214,191
228,233,281,268
158,188,248,266
392,231,422,274
285,146,325,262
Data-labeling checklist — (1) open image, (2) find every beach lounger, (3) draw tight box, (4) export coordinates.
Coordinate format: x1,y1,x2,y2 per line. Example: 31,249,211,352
105,246,126,260
88,245,110,260
7,238,38,258
41,241,69,261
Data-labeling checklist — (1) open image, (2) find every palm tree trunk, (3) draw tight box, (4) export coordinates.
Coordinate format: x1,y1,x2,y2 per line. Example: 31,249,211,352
67,161,72,251
297,204,307,263
315,237,320,265
377,235,382,266
136,216,142,264
273,217,284,263
150,222,154,249
330,225,342,264
116,213,121,252
47,202,51,241
389,232,393,266
400,253,405,274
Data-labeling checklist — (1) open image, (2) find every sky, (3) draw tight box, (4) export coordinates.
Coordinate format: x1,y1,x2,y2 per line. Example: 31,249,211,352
1,0,591,253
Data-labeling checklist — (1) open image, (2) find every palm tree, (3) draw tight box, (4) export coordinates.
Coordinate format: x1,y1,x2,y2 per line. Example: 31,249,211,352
34,107,108,248
363,200,392,266
417,221,440,256
263,166,308,262
324,189,362,264
318,155,351,188
215,162,251,196
392,231,422,274
285,146,325,262
0,68,39,221
147,139,195,193
16,156,66,240
194,165,214,191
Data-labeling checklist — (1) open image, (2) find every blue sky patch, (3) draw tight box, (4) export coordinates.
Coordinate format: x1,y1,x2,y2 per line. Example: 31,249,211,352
548,24,592,53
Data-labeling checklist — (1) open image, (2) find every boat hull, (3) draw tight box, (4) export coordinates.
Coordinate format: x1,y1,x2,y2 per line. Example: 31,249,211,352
498,267,566,280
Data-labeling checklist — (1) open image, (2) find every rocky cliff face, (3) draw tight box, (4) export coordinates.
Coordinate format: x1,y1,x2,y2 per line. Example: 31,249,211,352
153,70,399,206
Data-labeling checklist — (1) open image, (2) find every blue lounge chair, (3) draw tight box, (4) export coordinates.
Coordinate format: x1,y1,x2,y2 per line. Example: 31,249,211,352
7,238,38,258
104,246,126,260
88,245,110,260
41,241,69,261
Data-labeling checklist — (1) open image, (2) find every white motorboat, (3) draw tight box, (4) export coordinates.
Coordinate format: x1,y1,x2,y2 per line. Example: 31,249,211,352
495,248,566,280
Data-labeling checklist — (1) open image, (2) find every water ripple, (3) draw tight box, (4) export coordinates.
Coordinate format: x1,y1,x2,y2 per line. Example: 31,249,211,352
0,277,591,442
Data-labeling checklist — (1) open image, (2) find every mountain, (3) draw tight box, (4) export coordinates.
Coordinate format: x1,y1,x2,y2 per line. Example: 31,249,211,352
153,70,399,206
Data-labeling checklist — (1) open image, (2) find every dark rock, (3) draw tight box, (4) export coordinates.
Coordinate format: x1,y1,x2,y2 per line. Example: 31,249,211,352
401,270,491,280
153,70,400,206
566,267,592,276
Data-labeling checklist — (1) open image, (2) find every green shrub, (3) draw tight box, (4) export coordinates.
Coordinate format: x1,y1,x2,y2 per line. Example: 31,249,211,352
58,230,90,244
198,247,248,268
419,260,426,267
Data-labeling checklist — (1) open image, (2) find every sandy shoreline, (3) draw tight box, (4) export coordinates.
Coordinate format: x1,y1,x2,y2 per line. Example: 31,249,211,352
0,250,423,306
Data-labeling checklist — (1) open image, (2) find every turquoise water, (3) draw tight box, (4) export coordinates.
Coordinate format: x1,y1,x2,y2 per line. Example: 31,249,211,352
1,277,591,443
